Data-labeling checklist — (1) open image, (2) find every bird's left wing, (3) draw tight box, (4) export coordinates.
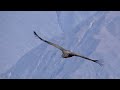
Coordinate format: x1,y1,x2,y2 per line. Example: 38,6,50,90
34,31,66,51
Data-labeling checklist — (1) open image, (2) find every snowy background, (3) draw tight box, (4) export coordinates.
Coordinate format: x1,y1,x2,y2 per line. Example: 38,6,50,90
0,11,120,79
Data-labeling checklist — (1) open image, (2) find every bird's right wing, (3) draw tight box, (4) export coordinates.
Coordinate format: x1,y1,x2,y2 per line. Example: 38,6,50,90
72,52,103,66
34,31,65,51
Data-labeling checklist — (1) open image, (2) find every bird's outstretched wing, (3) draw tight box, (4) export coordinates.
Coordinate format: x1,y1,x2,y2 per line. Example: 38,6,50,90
71,52,103,66
34,31,65,51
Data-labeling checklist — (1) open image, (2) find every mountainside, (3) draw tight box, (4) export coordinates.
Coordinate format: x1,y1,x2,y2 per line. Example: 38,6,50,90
0,11,62,74
1,11,120,79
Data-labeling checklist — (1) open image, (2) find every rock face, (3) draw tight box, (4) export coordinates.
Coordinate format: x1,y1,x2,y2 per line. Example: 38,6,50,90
1,11,120,79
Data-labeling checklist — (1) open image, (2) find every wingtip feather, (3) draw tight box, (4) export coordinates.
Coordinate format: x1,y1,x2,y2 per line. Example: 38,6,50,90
94,60,104,66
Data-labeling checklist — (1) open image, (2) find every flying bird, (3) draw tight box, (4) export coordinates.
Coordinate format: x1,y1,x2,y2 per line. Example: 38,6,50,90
34,31,103,66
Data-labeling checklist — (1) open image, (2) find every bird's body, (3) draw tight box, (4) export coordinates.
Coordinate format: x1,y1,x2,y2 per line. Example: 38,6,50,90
34,31,103,66
61,50,73,58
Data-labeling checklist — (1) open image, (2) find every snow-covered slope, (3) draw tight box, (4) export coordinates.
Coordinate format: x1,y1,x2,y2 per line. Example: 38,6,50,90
1,11,120,79
0,11,62,74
